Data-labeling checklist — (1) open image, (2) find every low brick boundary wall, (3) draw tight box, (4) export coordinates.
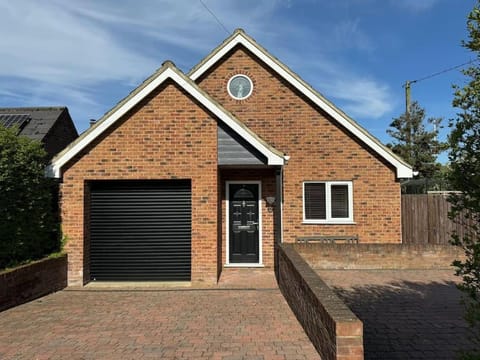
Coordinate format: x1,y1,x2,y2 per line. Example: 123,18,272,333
277,244,363,360
0,255,67,312
296,243,463,270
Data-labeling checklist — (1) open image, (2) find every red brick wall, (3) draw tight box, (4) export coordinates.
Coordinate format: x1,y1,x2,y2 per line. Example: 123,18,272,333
197,46,402,244
278,244,363,360
295,243,464,270
0,255,67,312
60,81,218,286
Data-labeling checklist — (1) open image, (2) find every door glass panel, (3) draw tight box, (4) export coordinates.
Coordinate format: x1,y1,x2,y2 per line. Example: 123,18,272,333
246,203,255,222
233,187,254,199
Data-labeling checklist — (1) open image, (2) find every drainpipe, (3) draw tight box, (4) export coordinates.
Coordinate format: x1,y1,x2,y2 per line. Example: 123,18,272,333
274,167,283,245
274,166,283,279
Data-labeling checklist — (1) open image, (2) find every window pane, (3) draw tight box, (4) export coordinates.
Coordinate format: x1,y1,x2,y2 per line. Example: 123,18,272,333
233,188,254,199
304,183,326,219
331,185,349,218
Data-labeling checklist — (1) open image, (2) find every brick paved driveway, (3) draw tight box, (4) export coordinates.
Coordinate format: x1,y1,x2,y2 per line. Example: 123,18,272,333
0,287,319,360
317,269,476,360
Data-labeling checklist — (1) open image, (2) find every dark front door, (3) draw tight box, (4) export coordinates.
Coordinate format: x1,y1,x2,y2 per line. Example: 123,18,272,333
229,183,260,263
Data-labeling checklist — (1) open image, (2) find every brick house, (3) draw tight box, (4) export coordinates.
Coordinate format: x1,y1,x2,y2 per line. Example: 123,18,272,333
0,107,78,159
48,29,412,286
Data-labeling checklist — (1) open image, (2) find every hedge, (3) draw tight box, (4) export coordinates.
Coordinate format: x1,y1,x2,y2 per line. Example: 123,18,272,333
0,126,60,269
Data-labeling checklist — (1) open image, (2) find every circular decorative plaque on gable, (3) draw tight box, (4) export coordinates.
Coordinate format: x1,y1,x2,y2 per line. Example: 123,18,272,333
227,74,253,100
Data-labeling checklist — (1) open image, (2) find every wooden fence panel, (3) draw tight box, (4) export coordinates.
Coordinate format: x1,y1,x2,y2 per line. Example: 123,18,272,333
402,195,429,244
402,194,471,244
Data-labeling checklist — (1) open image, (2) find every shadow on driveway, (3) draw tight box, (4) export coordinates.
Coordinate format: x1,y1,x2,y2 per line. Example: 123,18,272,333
319,270,477,360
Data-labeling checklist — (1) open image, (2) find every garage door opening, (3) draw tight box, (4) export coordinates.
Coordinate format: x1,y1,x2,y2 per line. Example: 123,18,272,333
89,180,191,282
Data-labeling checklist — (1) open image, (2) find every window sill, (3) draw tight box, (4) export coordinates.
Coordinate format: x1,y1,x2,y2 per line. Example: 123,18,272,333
302,220,356,225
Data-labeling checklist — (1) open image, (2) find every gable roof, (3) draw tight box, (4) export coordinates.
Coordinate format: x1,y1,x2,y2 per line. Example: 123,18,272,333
47,62,285,178
189,29,412,179
0,107,69,141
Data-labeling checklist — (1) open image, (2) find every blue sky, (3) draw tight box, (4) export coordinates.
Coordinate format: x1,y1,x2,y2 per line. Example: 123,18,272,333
0,0,476,154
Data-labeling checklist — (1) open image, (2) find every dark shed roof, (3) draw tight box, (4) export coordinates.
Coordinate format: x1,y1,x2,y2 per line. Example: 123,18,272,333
0,107,67,141
0,107,79,158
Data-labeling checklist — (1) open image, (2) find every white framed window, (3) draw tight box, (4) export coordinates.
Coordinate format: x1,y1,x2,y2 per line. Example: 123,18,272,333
303,181,354,224
227,74,253,100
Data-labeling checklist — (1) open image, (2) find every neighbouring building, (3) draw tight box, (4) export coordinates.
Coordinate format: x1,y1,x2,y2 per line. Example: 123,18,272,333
0,107,78,159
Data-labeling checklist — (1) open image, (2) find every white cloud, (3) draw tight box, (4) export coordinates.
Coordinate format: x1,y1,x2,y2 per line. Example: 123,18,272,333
322,78,394,118
296,59,394,119
0,1,158,86
50,0,282,56
267,24,393,120
393,0,439,12
0,0,393,130
331,19,375,52
0,0,283,88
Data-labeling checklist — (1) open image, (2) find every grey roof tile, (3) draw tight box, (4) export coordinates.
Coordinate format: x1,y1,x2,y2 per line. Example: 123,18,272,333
0,107,66,141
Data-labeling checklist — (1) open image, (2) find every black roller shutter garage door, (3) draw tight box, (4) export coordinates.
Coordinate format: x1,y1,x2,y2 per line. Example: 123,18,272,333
90,180,191,281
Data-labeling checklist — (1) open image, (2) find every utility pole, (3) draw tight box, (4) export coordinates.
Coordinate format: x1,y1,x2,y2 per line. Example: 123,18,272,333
399,59,475,182
404,80,411,115
403,80,413,157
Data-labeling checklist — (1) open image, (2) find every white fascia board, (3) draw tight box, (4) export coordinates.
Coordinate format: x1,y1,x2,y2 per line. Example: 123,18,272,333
396,166,414,179
48,69,174,178
190,34,412,179
49,67,283,178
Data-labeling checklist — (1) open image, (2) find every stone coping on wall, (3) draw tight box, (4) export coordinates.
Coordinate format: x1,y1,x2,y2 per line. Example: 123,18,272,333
277,243,363,360
0,255,67,312
295,243,463,270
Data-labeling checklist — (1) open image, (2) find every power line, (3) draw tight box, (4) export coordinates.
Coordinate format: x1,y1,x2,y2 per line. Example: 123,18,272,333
410,58,479,84
403,58,479,116
403,58,479,114
199,0,230,35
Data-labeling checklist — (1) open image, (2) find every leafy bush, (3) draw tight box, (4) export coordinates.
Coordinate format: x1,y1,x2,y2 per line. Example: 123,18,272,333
449,2,480,358
0,126,60,269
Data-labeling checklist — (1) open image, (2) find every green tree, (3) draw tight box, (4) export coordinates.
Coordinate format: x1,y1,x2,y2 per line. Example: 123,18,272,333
0,126,59,269
387,101,446,179
449,1,480,358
